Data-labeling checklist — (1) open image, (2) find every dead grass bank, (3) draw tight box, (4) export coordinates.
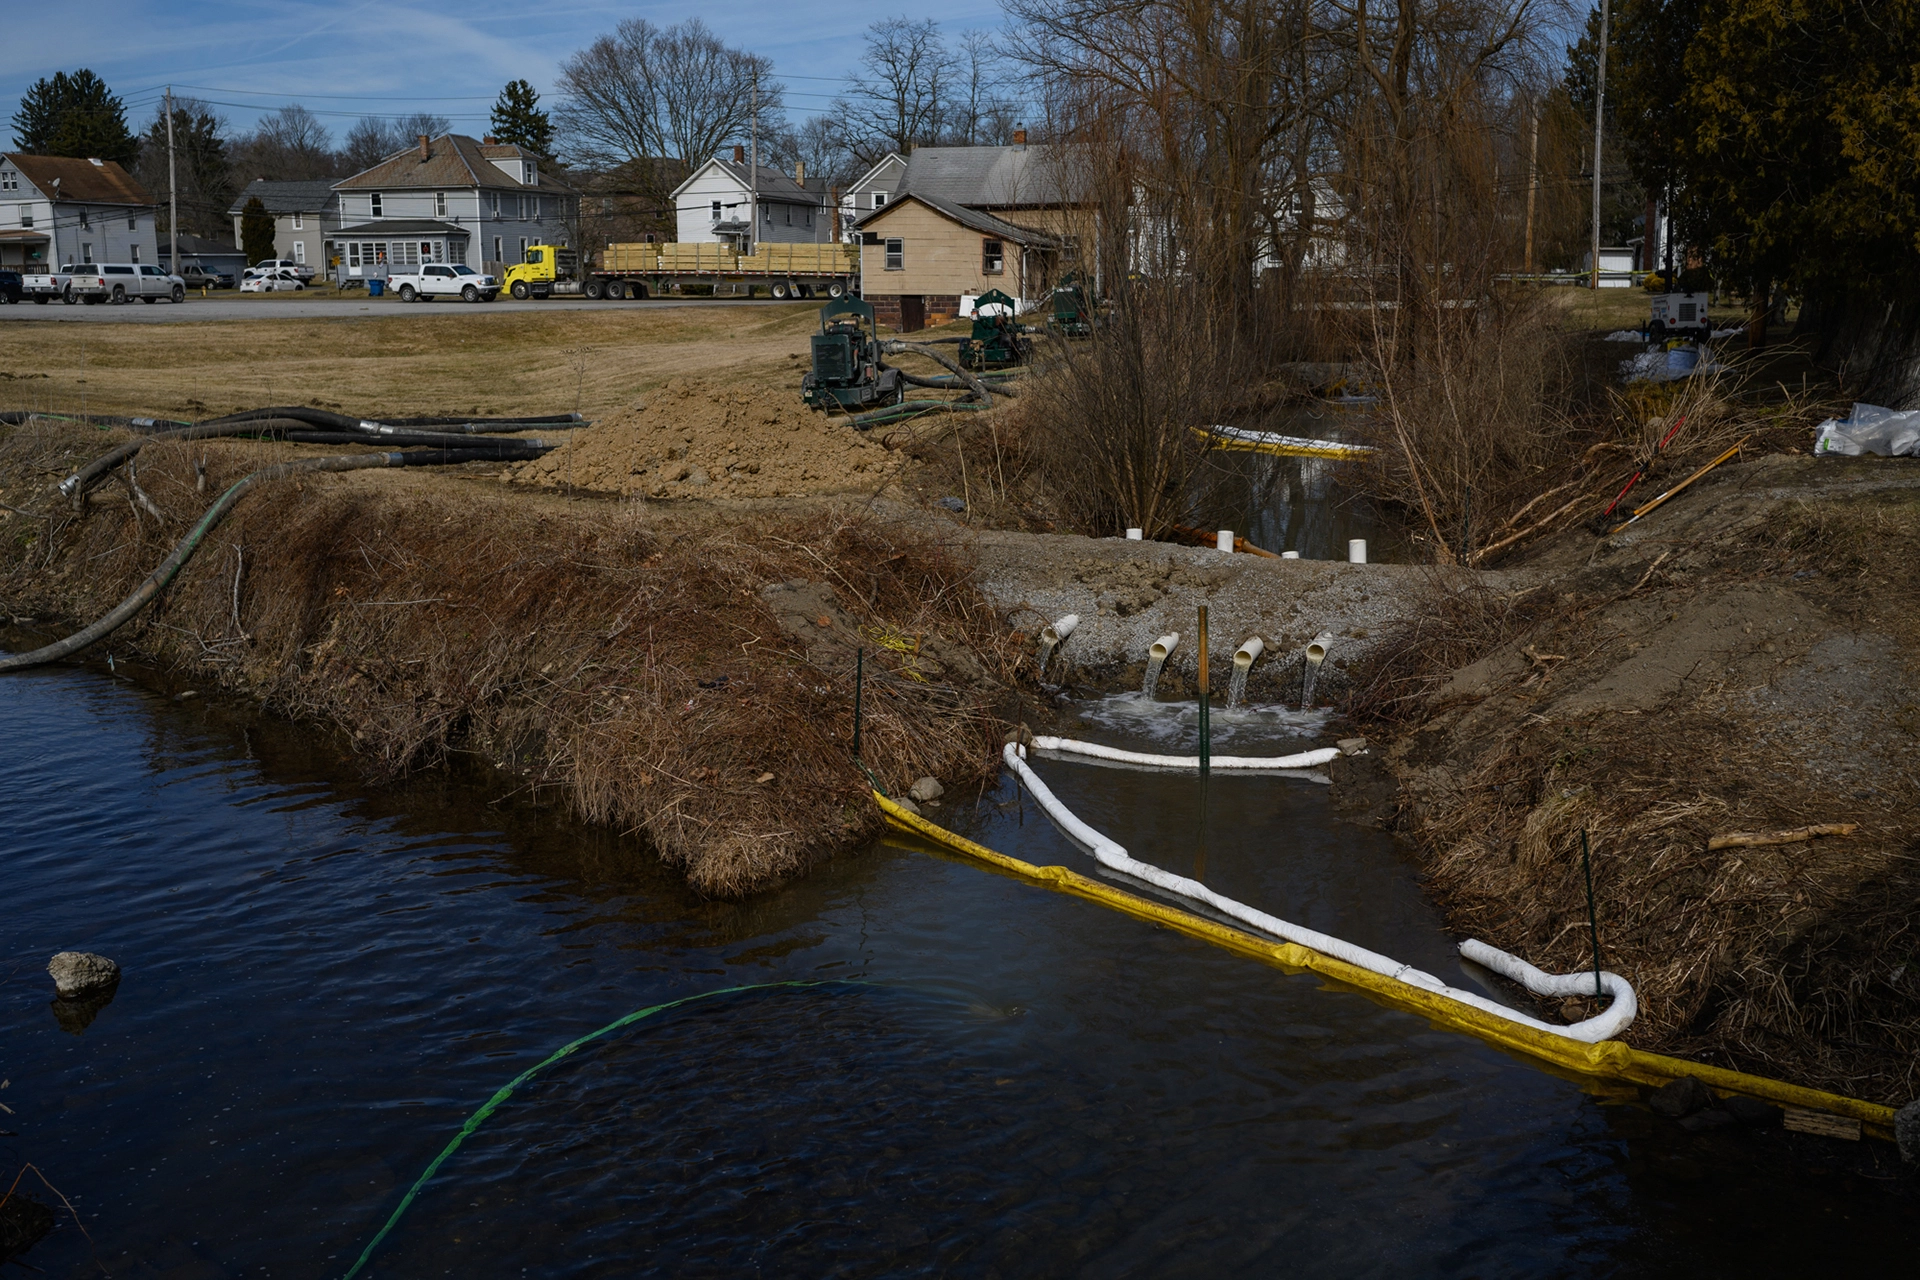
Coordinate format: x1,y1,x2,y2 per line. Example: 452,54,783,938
0,418,1019,895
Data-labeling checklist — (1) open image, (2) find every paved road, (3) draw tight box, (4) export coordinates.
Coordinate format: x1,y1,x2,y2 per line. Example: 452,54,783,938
0,293,803,323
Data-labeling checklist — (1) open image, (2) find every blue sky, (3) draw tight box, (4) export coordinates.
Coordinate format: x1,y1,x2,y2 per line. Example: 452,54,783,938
2,0,1012,143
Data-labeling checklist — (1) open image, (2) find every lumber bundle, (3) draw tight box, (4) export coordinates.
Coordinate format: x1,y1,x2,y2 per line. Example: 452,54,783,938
737,243,858,275
602,243,662,273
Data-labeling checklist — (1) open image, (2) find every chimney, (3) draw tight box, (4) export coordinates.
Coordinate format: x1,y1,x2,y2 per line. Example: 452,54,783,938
417,135,430,161
1013,127,1028,149
483,134,499,146
733,144,746,164
795,160,806,184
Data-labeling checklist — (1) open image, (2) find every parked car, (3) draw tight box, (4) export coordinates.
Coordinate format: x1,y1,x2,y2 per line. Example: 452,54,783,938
240,270,305,293
67,263,187,304
388,263,498,303
179,263,230,290
251,257,316,283
0,270,20,304
22,265,75,303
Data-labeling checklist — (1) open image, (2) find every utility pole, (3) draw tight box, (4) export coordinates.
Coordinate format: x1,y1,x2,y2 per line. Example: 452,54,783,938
1589,0,1610,290
165,86,179,276
1524,106,1539,274
748,67,759,260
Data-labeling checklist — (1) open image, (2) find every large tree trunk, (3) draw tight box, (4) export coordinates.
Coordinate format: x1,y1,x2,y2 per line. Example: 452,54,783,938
1801,289,1920,409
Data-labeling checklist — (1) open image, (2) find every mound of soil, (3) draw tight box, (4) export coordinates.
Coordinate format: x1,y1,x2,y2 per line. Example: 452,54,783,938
508,378,905,501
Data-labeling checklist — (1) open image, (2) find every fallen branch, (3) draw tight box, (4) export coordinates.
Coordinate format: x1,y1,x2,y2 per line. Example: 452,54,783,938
1471,493,1588,563
1707,823,1859,851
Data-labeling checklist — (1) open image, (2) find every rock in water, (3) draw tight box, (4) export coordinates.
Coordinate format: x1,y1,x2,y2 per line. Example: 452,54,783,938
909,777,945,803
1897,1098,1920,1165
893,795,923,817
1648,1075,1713,1119
48,951,119,999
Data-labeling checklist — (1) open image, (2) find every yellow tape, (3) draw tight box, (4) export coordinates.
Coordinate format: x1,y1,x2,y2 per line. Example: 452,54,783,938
874,792,1895,1140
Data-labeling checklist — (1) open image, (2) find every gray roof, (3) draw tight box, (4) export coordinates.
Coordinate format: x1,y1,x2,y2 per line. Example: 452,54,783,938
167,233,245,257
853,191,1058,246
897,144,1078,208
690,157,828,205
335,135,575,194
228,179,338,217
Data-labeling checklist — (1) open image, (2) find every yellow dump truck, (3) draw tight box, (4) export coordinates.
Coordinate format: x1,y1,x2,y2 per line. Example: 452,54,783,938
500,242,859,301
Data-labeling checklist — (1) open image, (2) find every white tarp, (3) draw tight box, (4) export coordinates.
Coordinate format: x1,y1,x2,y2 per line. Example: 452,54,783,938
1814,403,1920,457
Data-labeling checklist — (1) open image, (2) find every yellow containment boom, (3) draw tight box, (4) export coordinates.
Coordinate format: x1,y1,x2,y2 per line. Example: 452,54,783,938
1195,424,1376,460
873,791,1895,1140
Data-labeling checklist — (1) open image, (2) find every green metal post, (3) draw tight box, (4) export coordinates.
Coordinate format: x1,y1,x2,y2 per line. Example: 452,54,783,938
1581,828,1602,997
853,647,864,759
1197,605,1210,778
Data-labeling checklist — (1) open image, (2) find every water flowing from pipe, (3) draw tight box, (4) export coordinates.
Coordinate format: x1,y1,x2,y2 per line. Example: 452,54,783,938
1225,663,1250,710
1142,653,1167,698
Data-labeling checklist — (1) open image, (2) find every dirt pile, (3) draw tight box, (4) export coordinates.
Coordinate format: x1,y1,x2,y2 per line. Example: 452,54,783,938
1355,453,1920,1103
508,378,905,501
0,418,1019,896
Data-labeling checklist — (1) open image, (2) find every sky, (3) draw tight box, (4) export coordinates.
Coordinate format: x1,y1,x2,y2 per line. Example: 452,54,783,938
1,0,1012,144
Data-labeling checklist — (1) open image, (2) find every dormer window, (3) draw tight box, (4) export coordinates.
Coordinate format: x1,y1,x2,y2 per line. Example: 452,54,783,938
522,162,535,185
873,192,887,207
370,193,383,218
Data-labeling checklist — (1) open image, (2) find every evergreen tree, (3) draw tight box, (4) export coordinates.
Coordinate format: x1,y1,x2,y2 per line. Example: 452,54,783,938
138,101,233,238
489,80,554,159
240,196,276,265
11,70,138,166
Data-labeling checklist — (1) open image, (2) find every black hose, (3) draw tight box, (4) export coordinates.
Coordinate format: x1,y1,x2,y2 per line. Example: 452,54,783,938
3,448,530,673
896,371,1021,391
0,411,194,429
199,407,586,433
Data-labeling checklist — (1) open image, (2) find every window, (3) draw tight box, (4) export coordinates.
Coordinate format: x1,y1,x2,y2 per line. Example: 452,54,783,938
784,206,792,226
806,207,813,228
0,171,14,191
130,245,140,263
434,192,446,218
523,162,535,185
1060,235,1081,262
711,200,722,221
490,192,501,218
493,236,502,263
982,239,1004,274
873,192,886,207
420,242,433,263
517,195,529,221
81,244,93,262
763,203,771,226
370,193,383,218
128,214,137,230
292,212,304,230
374,243,388,265
293,241,305,264
884,238,903,271
79,209,90,228
17,205,30,228
349,243,361,269
519,236,529,259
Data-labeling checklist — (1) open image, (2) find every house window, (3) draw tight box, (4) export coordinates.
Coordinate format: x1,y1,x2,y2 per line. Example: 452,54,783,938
763,203,771,226
873,192,886,207
711,200,722,222
292,212,304,230
348,243,361,268
1061,235,1081,262
784,206,792,226
0,171,14,191
82,243,93,262
982,239,1004,274
370,193,383,218
79,209,90,228
434,192,446,218
493,236,502,263
127,214,137,230
130,244,140,262
490,192,501,218
806,207,813,228
519,236,529,259
884,238,903,270
293,241,305,264
17,206,30,228
523,162,535,185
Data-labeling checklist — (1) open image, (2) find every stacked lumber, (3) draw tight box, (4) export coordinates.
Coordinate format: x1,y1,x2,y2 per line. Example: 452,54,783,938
737,243,858,275
602,243,660,273
655,242,737,272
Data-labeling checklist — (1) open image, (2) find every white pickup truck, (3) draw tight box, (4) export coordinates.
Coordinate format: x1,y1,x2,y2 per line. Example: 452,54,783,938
22,265,75,303
388,263,499,303
68,263,187,304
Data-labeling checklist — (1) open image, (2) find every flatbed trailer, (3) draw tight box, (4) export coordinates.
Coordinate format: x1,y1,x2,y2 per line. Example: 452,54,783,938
504,243,859,301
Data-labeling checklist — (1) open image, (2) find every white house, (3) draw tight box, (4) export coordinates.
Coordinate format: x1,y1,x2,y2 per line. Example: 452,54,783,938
226,179,341,272
330,134,578,280
838,153,905,241
671,147,829,250
0,153,157,269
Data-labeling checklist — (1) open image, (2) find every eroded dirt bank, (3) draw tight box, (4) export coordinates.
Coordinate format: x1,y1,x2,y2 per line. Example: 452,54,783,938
1361,453,1920,1103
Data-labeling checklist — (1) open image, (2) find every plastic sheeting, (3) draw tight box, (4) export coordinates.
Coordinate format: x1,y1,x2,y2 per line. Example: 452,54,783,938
1814,403,1920,457
1001,742,1639,1043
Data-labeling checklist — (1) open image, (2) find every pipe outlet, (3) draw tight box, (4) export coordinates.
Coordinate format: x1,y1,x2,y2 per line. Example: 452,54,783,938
1216,529,1235,553
1305,631,1334,666
1149,632,1180,661
1041,614,1079,647
1233,636,1264,671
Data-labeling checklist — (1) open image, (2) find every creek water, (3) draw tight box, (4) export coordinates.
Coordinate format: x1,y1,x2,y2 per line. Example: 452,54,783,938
1202,405,1390,562
5,666,1917,1277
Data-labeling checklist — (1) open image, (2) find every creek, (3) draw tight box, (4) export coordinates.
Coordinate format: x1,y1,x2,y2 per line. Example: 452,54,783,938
4,665,1915,1276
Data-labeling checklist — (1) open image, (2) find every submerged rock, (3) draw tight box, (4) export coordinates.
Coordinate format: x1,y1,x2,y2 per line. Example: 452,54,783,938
893,795,923,817
48,951,119,999
1648,1075,1713,1119
909,777,945,803
1897,1098,1920,1165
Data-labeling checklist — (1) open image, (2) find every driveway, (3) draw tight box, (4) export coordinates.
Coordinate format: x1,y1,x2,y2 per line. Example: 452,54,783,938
0,294,800,323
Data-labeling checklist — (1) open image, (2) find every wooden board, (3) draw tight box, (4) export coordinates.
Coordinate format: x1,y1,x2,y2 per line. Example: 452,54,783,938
1782,1107,1862,1140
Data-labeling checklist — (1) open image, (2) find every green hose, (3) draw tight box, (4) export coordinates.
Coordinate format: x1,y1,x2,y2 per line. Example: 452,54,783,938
340,979,878,1278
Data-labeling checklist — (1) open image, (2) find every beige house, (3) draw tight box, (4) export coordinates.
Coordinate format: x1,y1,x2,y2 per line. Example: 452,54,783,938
854,139,1082,331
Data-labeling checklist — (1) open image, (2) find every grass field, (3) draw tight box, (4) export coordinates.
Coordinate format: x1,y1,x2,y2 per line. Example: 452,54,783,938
0,303,826,421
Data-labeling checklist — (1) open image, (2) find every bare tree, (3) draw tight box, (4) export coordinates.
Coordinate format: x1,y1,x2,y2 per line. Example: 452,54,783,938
838,17,955,163
555,19,781,169
340,112,451,175
232,104,338,181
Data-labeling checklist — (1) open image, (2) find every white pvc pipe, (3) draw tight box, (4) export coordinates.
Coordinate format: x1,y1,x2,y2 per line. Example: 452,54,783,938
1348,538,1367,564
1149,632,1180,662
1030,735,1336,771
1125,528,1143,540
1003,743,1637,1043
1280,550,1300,559
1216,529,1235,552
1040,613,1079,647
1233,635,1264,671
1305,631,1333,665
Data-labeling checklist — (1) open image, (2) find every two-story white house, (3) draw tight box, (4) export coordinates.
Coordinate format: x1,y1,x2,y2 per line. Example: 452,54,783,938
838,153,905,242
329,134,577,281
226,179,342,273
0,153,157,270
670,147,829,251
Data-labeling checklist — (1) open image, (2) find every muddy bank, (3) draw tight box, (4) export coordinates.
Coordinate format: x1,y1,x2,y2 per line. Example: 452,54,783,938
1361,453,1920,1103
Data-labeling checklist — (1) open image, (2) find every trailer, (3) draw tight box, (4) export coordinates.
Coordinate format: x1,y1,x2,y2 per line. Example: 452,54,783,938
502,243,860,301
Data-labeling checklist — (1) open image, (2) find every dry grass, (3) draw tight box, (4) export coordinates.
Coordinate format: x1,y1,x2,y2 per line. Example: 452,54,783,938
0,302,821,423
1,418,1019,896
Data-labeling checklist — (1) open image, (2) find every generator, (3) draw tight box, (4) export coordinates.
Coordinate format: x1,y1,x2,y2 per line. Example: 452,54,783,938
802,297,902,411
1049,274,1093,338
1649,292,1712,342
962,289,1031,370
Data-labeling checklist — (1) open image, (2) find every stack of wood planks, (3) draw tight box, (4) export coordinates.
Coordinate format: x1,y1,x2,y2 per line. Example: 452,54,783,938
736,243,858,275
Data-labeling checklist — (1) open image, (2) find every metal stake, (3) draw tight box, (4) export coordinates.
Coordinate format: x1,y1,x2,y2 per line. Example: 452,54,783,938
853,646,864,759
1581,828,1603,997
1197,604,1210,778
